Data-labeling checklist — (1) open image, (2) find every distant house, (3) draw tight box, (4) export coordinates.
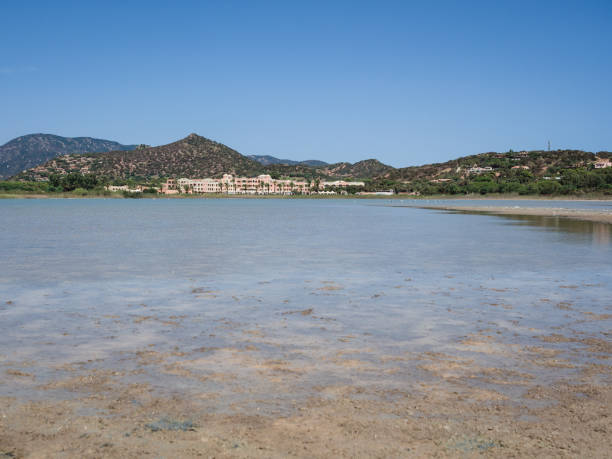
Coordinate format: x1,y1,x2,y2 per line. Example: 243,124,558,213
106,185,129,192
594,158,612,169
467,165,493,174
319,180,365,189
106,185,142,193
357,190,394,196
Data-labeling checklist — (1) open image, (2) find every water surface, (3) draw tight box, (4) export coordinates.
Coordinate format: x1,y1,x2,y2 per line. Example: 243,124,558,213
1,199,610,408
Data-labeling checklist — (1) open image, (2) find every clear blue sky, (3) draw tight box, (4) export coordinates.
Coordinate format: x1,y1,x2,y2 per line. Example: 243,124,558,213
1,1,611,166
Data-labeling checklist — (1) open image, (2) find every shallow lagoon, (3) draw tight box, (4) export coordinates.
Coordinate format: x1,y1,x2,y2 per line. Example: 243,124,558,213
0,199,611,456
1,199,610,391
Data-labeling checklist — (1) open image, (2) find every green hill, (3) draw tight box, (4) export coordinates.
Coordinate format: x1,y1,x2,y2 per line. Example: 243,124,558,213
18,133,265,181
319,159,395,178
385,150,612,195
248,154,328,167
0,133,136,180
16,133,394,181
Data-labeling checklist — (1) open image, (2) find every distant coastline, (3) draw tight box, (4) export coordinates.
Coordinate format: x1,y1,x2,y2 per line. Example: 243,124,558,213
6,133,611,198
2,191,612,203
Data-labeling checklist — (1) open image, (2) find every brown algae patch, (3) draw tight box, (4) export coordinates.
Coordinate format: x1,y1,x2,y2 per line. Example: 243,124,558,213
317,281,344,291
282,308,314,316
39,369,123,392
458,333,520,357
5,369,35,378
417,352,476,379
537,334,612,354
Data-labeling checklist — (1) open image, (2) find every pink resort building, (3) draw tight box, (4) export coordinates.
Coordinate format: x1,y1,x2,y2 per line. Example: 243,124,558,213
161,174,365,195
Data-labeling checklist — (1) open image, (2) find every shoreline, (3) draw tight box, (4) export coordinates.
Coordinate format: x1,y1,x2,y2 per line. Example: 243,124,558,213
410,204,612,225
2,192,612,201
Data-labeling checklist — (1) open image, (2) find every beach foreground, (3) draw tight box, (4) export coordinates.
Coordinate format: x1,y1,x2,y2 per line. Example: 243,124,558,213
1,312,610,458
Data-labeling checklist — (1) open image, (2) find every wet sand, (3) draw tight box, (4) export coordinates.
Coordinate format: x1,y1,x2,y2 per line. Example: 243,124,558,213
413,204,612,225
1,304,610,458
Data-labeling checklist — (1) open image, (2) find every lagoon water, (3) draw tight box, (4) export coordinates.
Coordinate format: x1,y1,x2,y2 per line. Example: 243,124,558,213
1,198,611,409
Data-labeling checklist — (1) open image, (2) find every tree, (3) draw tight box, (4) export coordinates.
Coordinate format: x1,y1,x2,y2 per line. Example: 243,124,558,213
48,172,101,191
537,180,561,195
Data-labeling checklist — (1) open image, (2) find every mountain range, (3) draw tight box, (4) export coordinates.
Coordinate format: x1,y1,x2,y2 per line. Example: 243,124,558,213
0,133,336,180
14,133,393,181
0,134,137,180
6,133,611,187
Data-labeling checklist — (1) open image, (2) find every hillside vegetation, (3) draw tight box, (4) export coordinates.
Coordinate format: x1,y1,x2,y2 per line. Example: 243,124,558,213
318,159,395,178
18,134,267,181
0,133,136,180
16,134,389,182
382,150,612,195
248,155,328,167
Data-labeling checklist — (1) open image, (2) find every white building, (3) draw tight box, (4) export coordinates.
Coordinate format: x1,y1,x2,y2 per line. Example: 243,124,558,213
467,166,493,174
320,180,365,188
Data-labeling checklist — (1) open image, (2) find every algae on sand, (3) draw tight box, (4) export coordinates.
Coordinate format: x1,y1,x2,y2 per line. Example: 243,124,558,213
145,417,197,432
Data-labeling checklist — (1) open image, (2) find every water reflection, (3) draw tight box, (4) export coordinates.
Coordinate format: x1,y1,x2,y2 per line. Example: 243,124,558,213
454,211,611,246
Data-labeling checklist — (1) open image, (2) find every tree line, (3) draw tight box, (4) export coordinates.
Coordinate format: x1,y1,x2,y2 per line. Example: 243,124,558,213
382,167,612,195
2,167,612,197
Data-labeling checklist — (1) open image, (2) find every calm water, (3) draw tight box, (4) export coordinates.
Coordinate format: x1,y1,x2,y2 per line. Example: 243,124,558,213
1,199,611,406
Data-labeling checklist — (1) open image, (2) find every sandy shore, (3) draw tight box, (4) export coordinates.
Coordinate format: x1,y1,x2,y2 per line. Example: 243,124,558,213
413,204,612,225
1,302,611,458
1,335,610,458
